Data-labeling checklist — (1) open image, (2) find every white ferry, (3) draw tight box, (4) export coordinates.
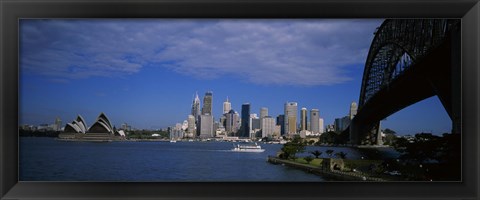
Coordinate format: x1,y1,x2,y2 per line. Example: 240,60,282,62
231,143,265,153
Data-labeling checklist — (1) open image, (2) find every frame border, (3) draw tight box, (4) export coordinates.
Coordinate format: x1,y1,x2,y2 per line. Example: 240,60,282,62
1,0,479,199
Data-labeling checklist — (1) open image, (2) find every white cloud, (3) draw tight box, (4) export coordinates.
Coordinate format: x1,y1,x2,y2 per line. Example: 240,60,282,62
20,19,382,86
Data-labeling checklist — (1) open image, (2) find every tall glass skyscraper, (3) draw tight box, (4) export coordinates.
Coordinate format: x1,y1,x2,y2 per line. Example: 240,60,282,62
300,107,307,131
349,101,358,120
223,96,231,114
191,92,201,120
284,102,298,136
241,103,250,138
277,114,285,136
198,114,214,138
202,91,213,115
310,109,320,134
226,109,239,135
260,107,268,128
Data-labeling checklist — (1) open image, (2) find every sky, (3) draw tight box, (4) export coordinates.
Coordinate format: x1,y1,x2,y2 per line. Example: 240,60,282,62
19,19,452,135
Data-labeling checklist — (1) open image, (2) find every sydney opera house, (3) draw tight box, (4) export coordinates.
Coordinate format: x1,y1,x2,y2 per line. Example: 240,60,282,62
58,112,126,141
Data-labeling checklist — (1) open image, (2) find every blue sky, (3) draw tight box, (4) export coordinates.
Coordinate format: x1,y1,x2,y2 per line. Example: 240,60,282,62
19,19,451,135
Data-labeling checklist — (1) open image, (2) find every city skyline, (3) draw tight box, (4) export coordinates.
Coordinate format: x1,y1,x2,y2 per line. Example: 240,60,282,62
19,19,452,135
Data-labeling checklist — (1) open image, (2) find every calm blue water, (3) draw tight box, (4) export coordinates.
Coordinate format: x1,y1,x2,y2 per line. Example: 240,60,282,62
19,137,397,182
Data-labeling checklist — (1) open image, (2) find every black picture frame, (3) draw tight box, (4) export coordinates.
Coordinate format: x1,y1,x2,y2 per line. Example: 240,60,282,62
1,0,479,199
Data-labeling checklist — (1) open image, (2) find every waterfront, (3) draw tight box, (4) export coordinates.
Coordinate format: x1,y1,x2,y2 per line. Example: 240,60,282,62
19,137,396,182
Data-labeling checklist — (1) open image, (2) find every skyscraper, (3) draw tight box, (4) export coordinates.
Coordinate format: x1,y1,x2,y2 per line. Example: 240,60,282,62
250,114,260,138
261,116,275,138
223,96,231,114
198,114,214,138
187,115,196,137
300,107,307,131
240,103,251,138
310,109,320,134
53,117,62,131
260,107,268,128
350,101,358,120
226,109,239,135
191,92,201,120
202,91,213,115
277,114,285,136
284,102,298,136
319,118,324,134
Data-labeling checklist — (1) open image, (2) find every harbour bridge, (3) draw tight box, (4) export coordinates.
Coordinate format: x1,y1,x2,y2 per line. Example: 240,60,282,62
348,19,461,145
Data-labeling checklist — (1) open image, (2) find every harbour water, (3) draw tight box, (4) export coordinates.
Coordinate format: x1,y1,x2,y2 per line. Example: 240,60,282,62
19,137,395,182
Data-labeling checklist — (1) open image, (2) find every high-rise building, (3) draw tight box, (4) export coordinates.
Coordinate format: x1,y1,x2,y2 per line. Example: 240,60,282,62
198,114,214,138
261,116,275,138
187,115,196,137
225,110,239,135
274,125,281,138
260,107,268,128
310,109,320,134
53,117,62,131
319,118,324,134
182,120,188,131
219,115,227,129
277,114,285,136
350,101,358,120
202,91,213,115
225,109,238,136
284,102,298,136
223,96,231,114
250,114,260,138
191,92,201,120
300,107,307,131
335,116,351,132
240,103,251,138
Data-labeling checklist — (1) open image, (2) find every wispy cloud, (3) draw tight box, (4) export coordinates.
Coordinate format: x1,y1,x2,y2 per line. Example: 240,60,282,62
20,19,382,86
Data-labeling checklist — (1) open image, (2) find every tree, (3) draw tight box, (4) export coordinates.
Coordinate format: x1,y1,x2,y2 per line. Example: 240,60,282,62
326,149,334,158
393,132,461,180
304,156,314,164
383,128,397,145
320,131,337,144
280,135,306,160
310,150,322,158
383,128,396,134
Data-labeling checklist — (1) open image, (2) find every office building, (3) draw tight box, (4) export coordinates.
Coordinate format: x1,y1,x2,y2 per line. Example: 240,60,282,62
350,101,358,120
277,114,285,136
310,109,320,134
250,114,260,138
335,116,351,133
319,118,324,134
284,102,298,136
250,114,260,130
187,115,196,137
261,116,275,138
260,107,268,128
225,110,239,135
53,117,62,131
191,92,201,121
198,114,214,138
240,103,251,138
223,96,231,114
202,91,213,115
300,107,307,131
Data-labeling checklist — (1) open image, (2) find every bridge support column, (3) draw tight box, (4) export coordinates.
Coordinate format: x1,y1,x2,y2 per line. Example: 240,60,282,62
375,122,383,145
361,121,383,145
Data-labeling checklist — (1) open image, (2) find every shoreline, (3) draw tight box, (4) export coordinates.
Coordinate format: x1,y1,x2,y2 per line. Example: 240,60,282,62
267,156,387,181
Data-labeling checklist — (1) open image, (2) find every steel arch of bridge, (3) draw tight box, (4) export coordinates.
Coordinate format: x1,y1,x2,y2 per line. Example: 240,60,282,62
359,19,459,108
